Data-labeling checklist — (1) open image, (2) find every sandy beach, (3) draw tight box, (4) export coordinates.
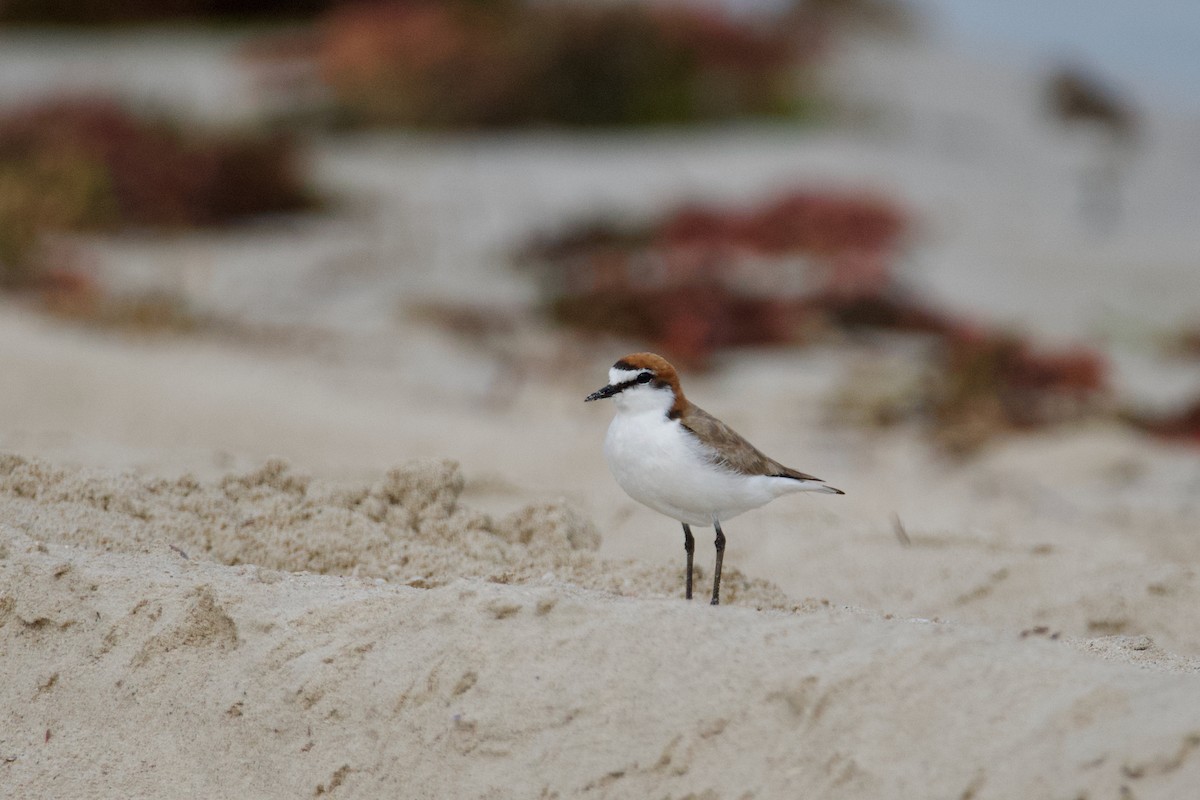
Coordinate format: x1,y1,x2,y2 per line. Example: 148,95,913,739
3,19,1200,799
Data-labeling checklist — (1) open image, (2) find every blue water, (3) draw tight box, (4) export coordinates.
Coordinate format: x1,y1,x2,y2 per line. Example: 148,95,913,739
907,0,1200,112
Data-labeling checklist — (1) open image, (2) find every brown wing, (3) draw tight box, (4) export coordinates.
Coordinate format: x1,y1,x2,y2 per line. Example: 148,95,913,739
679,404,823,481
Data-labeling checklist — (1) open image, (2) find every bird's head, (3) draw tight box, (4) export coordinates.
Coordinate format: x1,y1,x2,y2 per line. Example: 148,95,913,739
585,352,685,417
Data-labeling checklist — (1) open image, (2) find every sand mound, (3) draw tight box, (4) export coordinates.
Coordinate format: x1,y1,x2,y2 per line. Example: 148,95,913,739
4,522,1200,799
0,453,789,608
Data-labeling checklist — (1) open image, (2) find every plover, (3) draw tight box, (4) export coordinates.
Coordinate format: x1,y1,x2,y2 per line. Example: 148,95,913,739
586,352,843,605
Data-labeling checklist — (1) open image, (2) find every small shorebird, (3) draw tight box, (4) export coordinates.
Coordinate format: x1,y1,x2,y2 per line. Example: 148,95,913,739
586,352,843,605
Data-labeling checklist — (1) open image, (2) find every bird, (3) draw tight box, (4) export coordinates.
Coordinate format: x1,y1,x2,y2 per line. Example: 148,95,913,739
585,352,843,605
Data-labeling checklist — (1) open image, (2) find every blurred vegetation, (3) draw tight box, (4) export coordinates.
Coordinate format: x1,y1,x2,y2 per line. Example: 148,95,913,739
0,98,314,288
284,1,822,128
0,0,336,24
1124,400,1200,445
929,329,1107,454
1045,66,1138,140
523,189,912,365
2,0,878,129
524,190,1111,451
0,0,911,29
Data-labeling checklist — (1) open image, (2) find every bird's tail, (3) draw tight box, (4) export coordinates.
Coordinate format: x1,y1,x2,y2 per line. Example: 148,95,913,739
776,474,844,495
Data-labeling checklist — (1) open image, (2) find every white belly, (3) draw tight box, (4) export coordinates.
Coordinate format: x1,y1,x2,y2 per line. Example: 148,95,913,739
603,411,791,526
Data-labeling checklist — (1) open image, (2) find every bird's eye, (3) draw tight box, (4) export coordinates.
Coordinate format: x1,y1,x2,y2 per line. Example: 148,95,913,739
636,372,653,384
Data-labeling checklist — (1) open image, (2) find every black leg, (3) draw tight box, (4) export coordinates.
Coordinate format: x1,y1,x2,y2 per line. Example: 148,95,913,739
682,523,694,600
711,520,726,606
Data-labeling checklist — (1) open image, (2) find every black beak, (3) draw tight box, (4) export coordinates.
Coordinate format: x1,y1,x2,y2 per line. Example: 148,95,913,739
585,384,620,402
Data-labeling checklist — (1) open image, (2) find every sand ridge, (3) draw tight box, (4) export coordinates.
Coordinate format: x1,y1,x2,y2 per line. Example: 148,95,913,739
0,452,790,608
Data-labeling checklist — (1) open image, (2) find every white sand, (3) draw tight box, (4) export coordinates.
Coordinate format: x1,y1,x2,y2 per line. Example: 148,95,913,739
4,457,1200,799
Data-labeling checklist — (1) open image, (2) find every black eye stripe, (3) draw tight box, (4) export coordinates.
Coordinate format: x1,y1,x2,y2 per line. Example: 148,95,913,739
612,371,655,393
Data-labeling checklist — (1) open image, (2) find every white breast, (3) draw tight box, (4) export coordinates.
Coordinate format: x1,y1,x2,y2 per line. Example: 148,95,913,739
603,409,795,526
